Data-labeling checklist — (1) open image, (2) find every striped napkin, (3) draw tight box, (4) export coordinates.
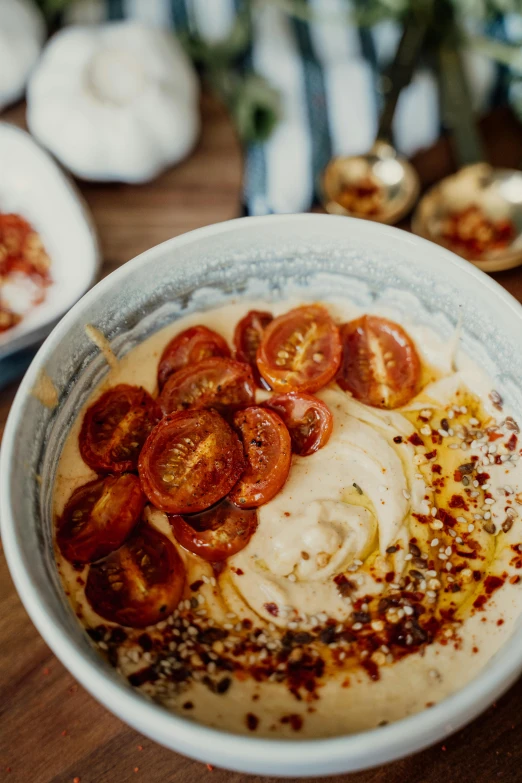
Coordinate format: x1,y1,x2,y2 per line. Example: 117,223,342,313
64,0,520,216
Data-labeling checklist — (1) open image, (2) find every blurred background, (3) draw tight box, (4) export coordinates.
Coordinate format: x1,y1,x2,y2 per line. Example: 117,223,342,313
1,0,522,391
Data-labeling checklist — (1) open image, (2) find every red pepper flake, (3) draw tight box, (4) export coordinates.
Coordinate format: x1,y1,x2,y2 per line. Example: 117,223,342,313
137,745,143,751
488,432,503,442
441,745,447,752
510,575,520,585
231,567,244,575
432,464,442,474
61,730,68,737
476,472,490,485
246,713,259,731
408,433,423,446
425,450,437,460
506,433,518,452
281,714,303,731
206,764,214,771
73,778,81,783
449,494,467,509
473,595,487,609
361,658,380,681
264,602,279,617
497,619,504,626
484,575,504,594
453,470,462,482
6,768,11,774
134,767,139,773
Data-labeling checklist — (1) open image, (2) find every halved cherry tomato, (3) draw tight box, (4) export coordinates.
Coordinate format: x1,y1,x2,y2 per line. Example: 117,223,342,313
265,392,333,456
138,409,245,514
257,304,342,393
170,499,257,561
233,310,273,388
85,523,185,628
337,315,421,409
57,474,145,564
229,407,291,508
158,357,255,416
157,325,230,389
79,385,161,473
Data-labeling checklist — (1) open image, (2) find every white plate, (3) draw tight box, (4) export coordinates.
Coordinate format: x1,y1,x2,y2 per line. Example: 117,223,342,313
0,122,100,360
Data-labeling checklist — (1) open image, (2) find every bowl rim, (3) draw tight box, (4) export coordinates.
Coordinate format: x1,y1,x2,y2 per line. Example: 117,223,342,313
2,213,522,776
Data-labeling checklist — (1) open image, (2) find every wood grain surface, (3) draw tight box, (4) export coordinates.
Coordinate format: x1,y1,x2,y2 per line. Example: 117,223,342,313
1,98,522,783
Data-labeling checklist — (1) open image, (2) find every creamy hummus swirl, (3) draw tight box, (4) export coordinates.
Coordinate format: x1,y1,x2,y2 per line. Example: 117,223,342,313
226,388,432,625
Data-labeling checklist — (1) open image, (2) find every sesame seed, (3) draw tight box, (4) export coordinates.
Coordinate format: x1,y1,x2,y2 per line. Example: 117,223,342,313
468,523,475,532
210,577,217,587
448,410,455,419
421,426,431,436
415,472,423,479
484,497,495,505
439,553,448,561
431,507,438,517
484,511,491,520
457,516,466,523
431,538,439,547
224,623,233,630
402,489,411,500
403,606,414,616
469,417,479,426
446,562,453,571
438,429,449,437
352,623,363,631
287,574,296,582
426,569,437,577
431,520,443,530
426,590,437,598
445,546,452,556
371,620,384,631
449,443,459,449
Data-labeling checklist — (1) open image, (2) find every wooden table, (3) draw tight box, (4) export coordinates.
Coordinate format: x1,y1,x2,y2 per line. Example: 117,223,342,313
1,98,522,783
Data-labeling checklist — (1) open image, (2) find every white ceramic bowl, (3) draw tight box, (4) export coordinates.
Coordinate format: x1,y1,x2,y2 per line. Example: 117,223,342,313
2,215,522,777
0,122,100,360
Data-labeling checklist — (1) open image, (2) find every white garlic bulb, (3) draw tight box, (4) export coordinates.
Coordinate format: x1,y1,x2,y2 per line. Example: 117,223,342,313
27,21,200,183
0,0,45,111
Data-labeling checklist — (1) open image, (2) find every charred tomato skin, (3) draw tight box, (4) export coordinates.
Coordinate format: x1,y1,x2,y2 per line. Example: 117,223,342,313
79,384,161,473
85,523,186,628
233,310,273,388
337,315,421,409
256,304,342,393
170,499,257,561
57,474,145,564
158,357,255,416
138,408,245,514
229,406,292,508
265,392,333,456
157,325,230,389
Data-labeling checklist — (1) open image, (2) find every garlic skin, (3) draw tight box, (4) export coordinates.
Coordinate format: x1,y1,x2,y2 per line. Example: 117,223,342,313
27,22,200,183
0,0,45,111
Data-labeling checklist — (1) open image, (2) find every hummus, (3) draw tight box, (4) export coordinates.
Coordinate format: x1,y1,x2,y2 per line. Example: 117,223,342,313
53,298,522,738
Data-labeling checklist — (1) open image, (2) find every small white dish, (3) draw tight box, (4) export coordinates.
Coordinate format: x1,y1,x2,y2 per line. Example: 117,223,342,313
0,122,100,360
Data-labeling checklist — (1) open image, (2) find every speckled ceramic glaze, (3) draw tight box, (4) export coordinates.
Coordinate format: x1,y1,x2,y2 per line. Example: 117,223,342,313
2,215,522,777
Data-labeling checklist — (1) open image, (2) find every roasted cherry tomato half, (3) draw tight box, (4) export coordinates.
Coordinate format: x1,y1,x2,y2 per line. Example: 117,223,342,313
56,474,145,564
138,408,245,514
157,325,230,389
170,499,257,561
233,310,273,389
257,304,342,393
229,406,291,508
265,392,333,456
337,315,421,409
158,357,255,416
85,523,185,628
79,384,161,473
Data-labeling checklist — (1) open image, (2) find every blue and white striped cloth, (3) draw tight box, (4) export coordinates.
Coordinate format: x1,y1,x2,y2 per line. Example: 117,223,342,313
65,0,520,215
